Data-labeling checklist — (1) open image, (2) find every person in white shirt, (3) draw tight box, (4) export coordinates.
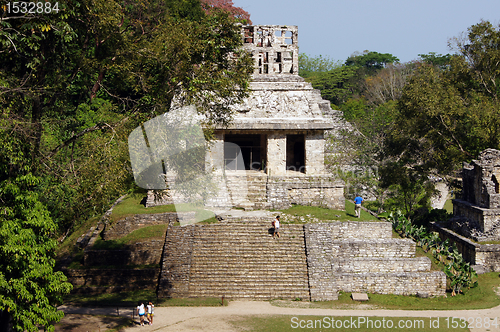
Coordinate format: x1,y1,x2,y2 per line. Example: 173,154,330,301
137,302,146,326
273,215,280,239
147,301,154,325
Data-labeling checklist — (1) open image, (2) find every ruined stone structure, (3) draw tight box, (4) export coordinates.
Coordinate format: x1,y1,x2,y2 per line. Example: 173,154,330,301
68,212,446,298
431,148,500,272
451,149,500,241
157,219,445,299
204,25,344,211
305,222,445,299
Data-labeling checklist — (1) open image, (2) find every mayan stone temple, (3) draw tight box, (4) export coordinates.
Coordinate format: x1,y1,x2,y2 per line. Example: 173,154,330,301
73,25,447,301
203,25,344,211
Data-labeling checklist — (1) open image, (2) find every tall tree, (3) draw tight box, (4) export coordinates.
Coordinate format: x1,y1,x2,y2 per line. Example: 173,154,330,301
0,174,73,331
298,54,341,79
418,52,452,69
345,51,400,72
364,63,415,105
388,21,500,175
307,66,358,106
201,0,251,24
382,20,500,211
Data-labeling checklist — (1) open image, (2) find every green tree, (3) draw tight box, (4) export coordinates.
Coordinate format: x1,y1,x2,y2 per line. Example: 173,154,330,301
380,162,437,217
380,20,500,215
450,20,500,101
298,54,341,79
307,65,358,106
0,173,73,331
418,52,452,69
345,51,400,72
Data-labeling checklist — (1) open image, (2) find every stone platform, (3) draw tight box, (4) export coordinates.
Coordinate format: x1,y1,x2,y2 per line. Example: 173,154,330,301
66,210,446,299
158,219,446,300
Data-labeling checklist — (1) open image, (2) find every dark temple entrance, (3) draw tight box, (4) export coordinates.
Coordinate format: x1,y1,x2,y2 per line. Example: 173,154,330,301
224,134,266,171
286,134,305,173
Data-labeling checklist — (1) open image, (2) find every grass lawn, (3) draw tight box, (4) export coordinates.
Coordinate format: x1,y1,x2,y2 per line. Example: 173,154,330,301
229,315,469,332
110,193,218,224
278,201,379,223
65,289,158,307
56,216,100,260
91,224,168,250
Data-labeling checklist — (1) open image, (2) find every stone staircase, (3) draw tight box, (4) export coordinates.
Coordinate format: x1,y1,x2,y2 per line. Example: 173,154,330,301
225,172,269,210
158,220,310,300
305,222,446,300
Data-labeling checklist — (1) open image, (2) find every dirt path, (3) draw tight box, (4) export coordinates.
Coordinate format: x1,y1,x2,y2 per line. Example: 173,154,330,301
59,300,500,332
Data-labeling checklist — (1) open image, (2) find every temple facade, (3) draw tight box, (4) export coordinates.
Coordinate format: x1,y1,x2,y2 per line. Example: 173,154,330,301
204,25,344,210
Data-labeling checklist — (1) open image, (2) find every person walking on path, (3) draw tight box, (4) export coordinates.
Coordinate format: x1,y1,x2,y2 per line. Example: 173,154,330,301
354,195,363,218
147,301,154,325
273,215,280,239
137,301,146,326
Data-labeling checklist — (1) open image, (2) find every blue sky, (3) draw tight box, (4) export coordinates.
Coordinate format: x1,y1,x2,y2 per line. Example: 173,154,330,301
232,0,500,63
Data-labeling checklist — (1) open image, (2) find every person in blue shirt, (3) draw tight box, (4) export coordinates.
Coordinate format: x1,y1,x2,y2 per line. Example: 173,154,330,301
354,195,363,218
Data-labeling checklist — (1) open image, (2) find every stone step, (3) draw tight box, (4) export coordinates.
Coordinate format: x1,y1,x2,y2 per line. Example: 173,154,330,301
191,265,305,270
186,292,309,300
191,287,309,292
191,255,306,260
331,257,432,273
195,222,297,227
334,271,446,296
330,239,416,258
189,278,308,284
306,221,393,240
191,243,305,248
185,221,309,300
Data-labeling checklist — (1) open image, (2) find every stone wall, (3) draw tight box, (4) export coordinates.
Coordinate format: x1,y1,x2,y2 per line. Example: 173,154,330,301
331,239,416,258
304,223,337,301
452,149,500,241
432,223,500,272
84,240,164,266
332,257,431,273
335,272,446,296
452,199,500,236
64,268,159,295
330,221,392,239
461,149,500,209
242,25,299,76
157,224,195,298
267,175,344,210
305,222,446,299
